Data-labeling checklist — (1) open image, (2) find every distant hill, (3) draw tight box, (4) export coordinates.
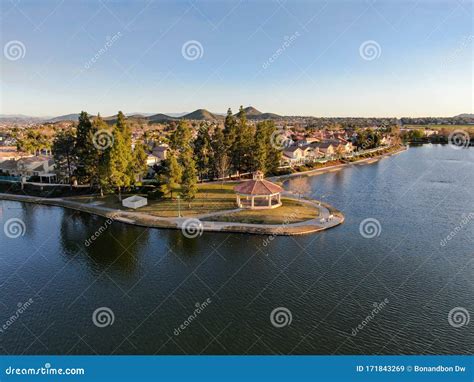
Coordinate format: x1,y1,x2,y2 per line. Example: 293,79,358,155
0,114,47,123
455,113,474,118
234,106,281,120
240,106,262,117
48,113,81,122
147,113,178,122
180,109,223,121
125,112,155,117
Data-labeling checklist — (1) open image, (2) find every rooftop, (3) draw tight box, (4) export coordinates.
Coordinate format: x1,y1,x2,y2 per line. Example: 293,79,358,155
234,172,283,196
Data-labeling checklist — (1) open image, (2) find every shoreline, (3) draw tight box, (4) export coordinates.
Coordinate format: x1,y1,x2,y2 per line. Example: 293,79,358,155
0,193,344,236
0,146,408,236
269,145,408,182
0,146,409,236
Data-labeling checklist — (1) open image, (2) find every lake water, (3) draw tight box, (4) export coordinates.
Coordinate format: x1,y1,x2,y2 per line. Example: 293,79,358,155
1,145,473,355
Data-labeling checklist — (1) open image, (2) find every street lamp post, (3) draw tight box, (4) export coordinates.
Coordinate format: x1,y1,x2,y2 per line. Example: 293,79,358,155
177,195,181,218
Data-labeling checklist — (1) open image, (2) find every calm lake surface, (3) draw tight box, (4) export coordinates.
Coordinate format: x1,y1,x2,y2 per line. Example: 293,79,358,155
1,145,473,355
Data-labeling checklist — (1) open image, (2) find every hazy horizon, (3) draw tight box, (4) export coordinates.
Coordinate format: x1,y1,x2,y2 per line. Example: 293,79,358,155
1,0,472,117
0,107,472,119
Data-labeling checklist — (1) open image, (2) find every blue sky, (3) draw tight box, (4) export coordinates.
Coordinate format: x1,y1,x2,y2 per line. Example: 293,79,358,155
1,0,472,117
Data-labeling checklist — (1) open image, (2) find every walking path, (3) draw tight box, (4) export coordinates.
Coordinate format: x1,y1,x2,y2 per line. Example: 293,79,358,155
0,193,343,236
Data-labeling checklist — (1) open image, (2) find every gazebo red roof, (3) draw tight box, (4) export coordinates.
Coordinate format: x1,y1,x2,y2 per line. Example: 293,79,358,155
234,178,283,195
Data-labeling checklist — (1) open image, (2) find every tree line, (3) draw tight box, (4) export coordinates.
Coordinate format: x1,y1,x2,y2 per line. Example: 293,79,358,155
52,106,282,204
53,111,147,200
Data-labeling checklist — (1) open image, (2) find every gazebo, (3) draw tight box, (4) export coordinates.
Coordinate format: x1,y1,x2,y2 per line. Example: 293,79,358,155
234,171,283,209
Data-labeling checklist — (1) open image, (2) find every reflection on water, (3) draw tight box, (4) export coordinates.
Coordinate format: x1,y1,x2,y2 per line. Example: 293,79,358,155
0,145,473,355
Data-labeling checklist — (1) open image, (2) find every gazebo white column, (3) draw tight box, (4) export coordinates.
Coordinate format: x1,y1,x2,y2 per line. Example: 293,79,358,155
251,196,254,208
268,195,272,207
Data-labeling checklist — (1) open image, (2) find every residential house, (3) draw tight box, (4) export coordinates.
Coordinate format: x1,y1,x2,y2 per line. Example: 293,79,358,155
0,146,32,163
282,145,311,166
0,156,55,181
151,144,169,162
310,142,335,158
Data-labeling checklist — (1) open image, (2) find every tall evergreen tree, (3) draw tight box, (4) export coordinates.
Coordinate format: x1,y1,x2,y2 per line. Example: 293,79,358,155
170,120,193,153
159,152,182,199
211,127,227,180
180,150,198,207
106,114,133,201
264,121,281,175
87,114,110,193
74,111,94,182
132,141,149,183
231,106,254,175
108,129,127,200
115,111,134,180
194,125,212,181
252,123,268,173
223,108,237,148
52,130,76,183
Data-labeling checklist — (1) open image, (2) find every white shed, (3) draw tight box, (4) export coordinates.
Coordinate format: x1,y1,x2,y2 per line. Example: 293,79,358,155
122,195,148,209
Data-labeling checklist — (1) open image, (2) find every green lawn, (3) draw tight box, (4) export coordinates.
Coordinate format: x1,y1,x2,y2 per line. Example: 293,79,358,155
201,198,319,224
69,183,239,217
67,183,319,223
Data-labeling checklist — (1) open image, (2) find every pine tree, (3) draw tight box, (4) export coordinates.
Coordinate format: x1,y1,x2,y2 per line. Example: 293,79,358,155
223,108,237,148
107,127,130,201
132,141,149,184
87,114,110,193
211,127,227,180
159,152,182,199
252,123,268,174
194,125,212,181
180,150,198,207
74,111,93,182
115,111,134,181
52,129,76,183
170,120,193,153
231,106,254,175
